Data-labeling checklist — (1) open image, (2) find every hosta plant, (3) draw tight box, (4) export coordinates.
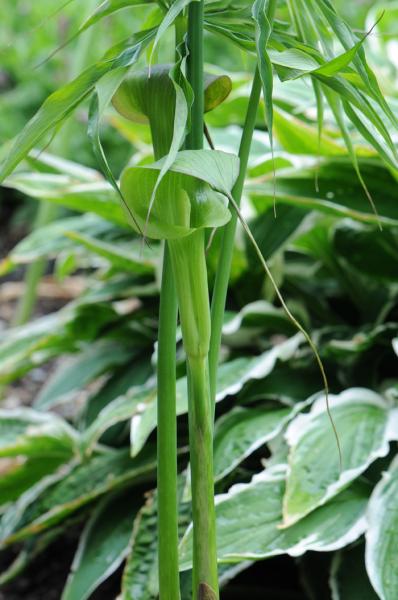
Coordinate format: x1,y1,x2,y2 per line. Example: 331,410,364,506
0,0,397,599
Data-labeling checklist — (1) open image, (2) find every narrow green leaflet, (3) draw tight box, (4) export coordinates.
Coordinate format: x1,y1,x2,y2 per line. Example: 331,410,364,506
62,491,141,600
34,340,134,410
82,333,303,455
252,0,275,161
0,28,156,182
0,408,79,459
213,403,306,480
330,544,378,600
79,0,153,36
0,446,156,546
149,0,199,68
283,388,398,526
179,466,369,567
365,456,398,600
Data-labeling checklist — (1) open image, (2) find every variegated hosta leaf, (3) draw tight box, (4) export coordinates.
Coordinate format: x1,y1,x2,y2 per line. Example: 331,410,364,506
213,401,308,480
0,446,156,547
62,492,141,600
283,388,398,526
0,407,79,459
365,456,398,600
179,466,369,568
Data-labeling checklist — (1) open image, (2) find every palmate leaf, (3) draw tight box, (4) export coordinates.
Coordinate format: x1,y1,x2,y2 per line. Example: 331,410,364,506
82,333,303,456
62,491,141,600
365,456,398,600
283,389,398,527
179,466,369,567
0,28,156,183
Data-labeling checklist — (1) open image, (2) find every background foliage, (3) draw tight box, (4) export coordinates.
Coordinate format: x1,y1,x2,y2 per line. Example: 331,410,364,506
0,0,397,598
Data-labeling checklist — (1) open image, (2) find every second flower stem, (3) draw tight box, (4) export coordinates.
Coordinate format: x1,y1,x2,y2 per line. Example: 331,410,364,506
209,67,262,414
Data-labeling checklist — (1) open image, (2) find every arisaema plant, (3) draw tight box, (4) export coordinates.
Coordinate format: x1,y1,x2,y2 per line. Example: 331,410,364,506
0,1,397,599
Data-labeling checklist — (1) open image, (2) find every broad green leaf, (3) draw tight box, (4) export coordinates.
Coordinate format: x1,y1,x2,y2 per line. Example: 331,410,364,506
248,161,398,227
333,222,398,280
0,456,66,507
82,333,303,455
0,408,79,459
283,388,398,526
34,340,134,410
4,173,126,226
365,455,398,600
0,445,156,546
274,110,346,156
222,300,297,345
179,466,369,567
330,544,378,600
120,150,238,239
245,202,308,267
213,402,306,480
0,28,156,182
0,311,75,384
62,491,140,600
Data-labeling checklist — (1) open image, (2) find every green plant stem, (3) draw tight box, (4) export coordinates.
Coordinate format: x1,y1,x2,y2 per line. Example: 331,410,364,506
208,67,262,411
168,230,218,600
157,245,180,600
187,0,204,150
12,202,58,326
173,7,219,596
155,30,180,595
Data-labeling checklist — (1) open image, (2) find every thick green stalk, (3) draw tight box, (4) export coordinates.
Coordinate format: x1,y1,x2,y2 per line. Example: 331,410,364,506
208,68,262,409
174,6,219,597
157,245,179,600
155,33,180,596
168,230,218,600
